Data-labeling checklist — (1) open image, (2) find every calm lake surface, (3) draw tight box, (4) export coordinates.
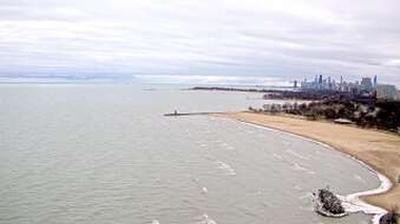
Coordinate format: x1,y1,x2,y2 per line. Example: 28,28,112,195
0,84,380,224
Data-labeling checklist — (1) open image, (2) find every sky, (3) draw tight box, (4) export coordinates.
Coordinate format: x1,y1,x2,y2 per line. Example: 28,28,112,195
0,0,400,85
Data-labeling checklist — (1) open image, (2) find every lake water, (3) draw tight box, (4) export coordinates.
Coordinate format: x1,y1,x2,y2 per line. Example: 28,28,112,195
0,84,380,224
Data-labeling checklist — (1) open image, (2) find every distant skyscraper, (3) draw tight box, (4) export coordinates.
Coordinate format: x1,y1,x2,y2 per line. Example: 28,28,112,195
339,76,343,92
328,77,332,89
373,75,378,88
361,77,373,91
300,74,381,94
376,84,399,100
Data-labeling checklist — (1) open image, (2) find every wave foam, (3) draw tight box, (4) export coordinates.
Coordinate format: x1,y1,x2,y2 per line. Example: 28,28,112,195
286,149,309,160
272,153,283,161
195,214,217,224
291,162,315,175
216,160,237,176
238,121,393,224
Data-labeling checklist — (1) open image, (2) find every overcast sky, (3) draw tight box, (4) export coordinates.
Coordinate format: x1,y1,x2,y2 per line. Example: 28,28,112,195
0,0,399,85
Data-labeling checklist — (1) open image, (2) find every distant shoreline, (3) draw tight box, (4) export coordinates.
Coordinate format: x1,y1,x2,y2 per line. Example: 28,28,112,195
216,112,400,221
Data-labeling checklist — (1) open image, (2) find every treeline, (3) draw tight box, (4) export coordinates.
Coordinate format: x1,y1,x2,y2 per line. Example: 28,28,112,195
259,99,400,133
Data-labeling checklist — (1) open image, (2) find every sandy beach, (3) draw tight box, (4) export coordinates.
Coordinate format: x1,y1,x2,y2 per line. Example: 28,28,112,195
219,112,400,213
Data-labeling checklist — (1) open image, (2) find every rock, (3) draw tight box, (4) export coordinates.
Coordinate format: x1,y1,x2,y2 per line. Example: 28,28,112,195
318,188,345,215
379,212,398,224
313,187,347,217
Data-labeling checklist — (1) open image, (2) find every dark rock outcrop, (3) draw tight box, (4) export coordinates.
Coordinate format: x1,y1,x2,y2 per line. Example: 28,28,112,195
380,212,398,224
318,189,345,215
313,188,346,217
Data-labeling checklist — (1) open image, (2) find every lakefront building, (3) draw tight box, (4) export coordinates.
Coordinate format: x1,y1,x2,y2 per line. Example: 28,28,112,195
376,84,399,101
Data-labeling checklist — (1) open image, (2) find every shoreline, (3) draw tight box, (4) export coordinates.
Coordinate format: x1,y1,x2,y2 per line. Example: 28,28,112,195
214,112,400,222
240,121,391,223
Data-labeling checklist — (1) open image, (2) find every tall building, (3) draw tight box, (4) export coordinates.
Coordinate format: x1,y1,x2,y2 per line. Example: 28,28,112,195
300,74,388,96
361,77,373,91
327,77,332,89
373,75,378,88
376,84,399,100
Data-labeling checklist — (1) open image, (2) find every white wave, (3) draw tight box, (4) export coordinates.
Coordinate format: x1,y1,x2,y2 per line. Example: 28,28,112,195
291,162,308,172
338,172,392,223
291,162,315,175
286,149,309,160
237,121,393,224
151,220,160,224
307,170,316,175
215,160,237,176
191,178,209,194
272,153,283,160
195,214,217,224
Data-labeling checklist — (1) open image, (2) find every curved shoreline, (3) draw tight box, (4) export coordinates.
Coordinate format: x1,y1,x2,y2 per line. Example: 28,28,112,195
240,120,392,223
214,112,399,223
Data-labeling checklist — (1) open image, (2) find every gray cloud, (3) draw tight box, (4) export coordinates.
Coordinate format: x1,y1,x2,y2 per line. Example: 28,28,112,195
0,0,399,85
